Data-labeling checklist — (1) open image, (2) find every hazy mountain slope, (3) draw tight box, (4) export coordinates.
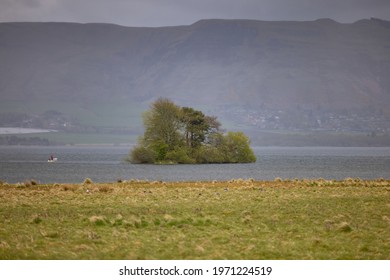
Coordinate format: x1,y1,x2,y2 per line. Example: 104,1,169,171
1,18,390,139
155,19,390,110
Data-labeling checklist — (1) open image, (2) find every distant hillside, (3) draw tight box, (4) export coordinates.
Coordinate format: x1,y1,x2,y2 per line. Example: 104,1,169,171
1,18,390,145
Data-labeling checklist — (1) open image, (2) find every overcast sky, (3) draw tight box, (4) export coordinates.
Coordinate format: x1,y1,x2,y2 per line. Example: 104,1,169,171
1,0,389,27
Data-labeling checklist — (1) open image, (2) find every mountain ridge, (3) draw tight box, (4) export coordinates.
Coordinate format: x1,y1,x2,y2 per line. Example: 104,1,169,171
1,18,390,144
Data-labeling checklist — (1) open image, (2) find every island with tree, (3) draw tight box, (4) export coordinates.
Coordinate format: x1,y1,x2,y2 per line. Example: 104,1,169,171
129,98,256,164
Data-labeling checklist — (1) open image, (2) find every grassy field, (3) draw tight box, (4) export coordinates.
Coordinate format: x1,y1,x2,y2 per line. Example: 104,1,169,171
0,178,389,260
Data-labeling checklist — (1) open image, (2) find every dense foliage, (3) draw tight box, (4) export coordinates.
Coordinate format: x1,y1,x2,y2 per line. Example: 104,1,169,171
129,98,256,164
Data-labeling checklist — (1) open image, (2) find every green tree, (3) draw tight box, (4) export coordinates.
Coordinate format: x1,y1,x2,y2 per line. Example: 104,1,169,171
180,107,209,149
128,98,256,164
143,98,182,150
223,131,256,163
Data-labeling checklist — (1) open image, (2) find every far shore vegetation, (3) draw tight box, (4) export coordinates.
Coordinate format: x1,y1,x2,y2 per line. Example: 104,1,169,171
0,178,389,259
128,98,256,164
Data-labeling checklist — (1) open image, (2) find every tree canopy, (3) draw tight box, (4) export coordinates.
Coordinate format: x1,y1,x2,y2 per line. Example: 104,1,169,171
129,98,256,164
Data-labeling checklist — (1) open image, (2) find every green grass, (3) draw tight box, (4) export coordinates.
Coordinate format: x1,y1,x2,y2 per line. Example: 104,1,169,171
0,179,389,259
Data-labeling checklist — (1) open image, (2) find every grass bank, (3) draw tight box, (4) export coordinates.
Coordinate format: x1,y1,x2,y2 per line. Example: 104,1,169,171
0,179,389,259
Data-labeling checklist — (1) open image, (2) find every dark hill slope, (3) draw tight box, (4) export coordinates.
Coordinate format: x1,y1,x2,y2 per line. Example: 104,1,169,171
1,19,390,137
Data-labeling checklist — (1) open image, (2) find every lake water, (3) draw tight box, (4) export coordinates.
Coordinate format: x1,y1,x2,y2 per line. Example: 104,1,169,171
0,146,389,184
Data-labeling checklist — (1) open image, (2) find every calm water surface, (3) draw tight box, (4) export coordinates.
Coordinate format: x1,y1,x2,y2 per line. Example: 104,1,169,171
0,146,389,183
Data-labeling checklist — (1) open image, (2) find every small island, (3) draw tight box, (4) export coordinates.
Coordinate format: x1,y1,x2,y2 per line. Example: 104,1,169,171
129,98,256,164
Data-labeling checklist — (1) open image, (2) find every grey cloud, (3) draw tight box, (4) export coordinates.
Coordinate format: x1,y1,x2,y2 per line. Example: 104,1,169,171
0,0,389,26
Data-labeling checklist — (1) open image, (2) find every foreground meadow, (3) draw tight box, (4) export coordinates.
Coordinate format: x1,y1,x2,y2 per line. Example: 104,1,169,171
0,178,389,259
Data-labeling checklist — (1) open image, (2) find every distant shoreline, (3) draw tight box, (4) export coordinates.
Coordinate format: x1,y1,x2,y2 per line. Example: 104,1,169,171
0,127,57,134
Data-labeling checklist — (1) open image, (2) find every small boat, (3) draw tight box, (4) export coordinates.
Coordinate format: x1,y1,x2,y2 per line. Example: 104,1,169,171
48,155,58,162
